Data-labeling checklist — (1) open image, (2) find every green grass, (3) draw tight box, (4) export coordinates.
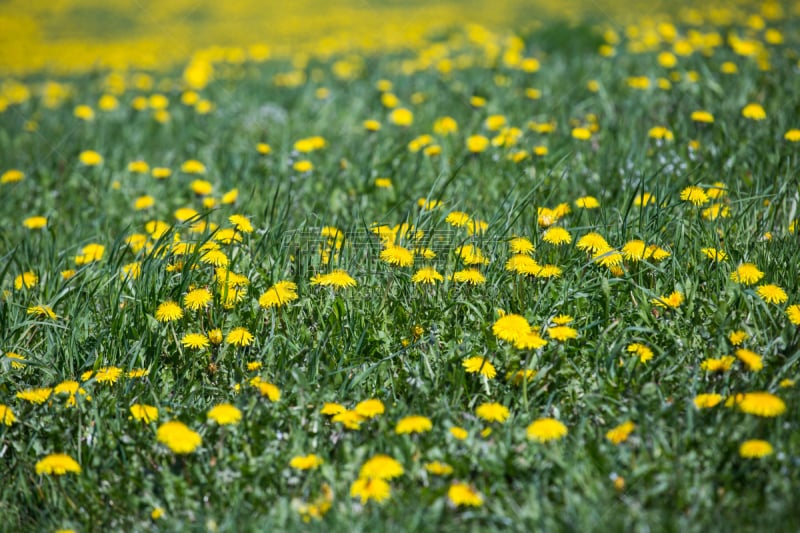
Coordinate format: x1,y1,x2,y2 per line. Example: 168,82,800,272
2,8,800,532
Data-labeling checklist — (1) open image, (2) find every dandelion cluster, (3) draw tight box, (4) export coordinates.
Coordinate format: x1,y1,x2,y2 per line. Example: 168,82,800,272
1,0,799,530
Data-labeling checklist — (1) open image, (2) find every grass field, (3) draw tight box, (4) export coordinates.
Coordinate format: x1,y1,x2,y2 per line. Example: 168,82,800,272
2,1,800,531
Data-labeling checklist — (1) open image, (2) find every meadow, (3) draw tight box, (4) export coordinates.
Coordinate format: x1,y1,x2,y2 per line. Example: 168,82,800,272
1,1,800,531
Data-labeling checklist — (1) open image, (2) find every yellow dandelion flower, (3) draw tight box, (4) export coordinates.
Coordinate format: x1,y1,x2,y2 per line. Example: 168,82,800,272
425,461,453,476
181,160,206,174
448,483,483,507
553,315,573,325
350,477,390,504
450,426,468,440
707,182,728,200
734,392,786,417
506,369,537,385
16,387,52,404
294,136,327,152
23,216,47,230
156,421,202,454
259,281,298,309
648,126,674,140
455,245,489,266
756,284,787,304
395,415,432,435
651,291,683,309
359,455,404,480
575,196,600,209
79,150,103,166
5,352,25,369
184,288,213,310
680,186,709,206
735,348,763,372
634,192,656,207
127,368,149,379
514,331,548,350
53,380,77,395
311,270,357,289
155,301,183,323
130,404,159,423
152,167,172,179
741,103,766,120
128,160,149,173
363,119,382,132
576,232,610,254
0,403,17,425
205,329,222,345
462,356,497,379
606,421,635,445
208,403,242,425
533,145,549,156
542,227,572,245
254,381,281,402
592,247,624,269
786,305,800,325
412,266,443,285
492,314,531,343
332,410,364,430
508,237,535,255
27,304,57,319
700,356,736,372
466,135,490,153
691,110,714,123
701,248,728,261
95,367,122,384
229,214,253,233
466,220,489,237
571,127,591,140
354,398,385,419
451,269,485,285
246,361,262,372
693,393,722,409
433,116,458,135
470,96,486,108
627,343,654,363
526,418,568,442
739,440,773,458
505,254,541,276
14,271,38,290
702,203,731,220
226,327,254,347
621,240,648,262
75,243,105,265
35,453,81,475
547,326,578,341
475,402,509,423
319,402,345,417
133,195,155,211
1,169,24,184
730,263,764,285
389,108,413,126
290,454,323,470
381,245,414,267
181,333,210,350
